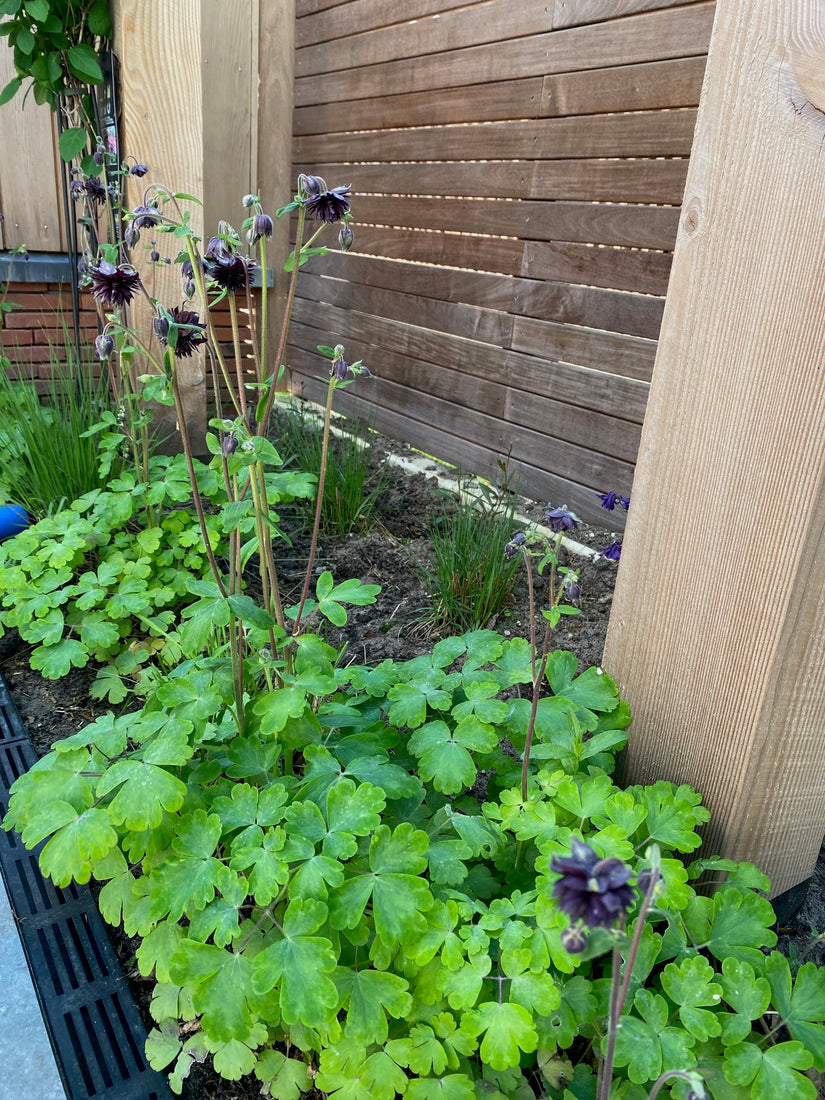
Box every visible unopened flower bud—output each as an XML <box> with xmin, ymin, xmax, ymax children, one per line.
<box><xmin>637</xmin><ymin>867</ymin><xmax>662</xmax><ymax>895</ymax></box>
<box><xmin>563</xmin><ymin>572</ymin><xmax>581</xmax><ymax>607</ymax></box>
<box><xmin>93</xmin><ymin>144</ymin><xmax>106</xmax><ymax>165</ymax></box>
<box><xmin>124</xmin><ymin>224</ymin><xmax>140</xmax><ymax>248</ymax></box>
<box><xmin>504</xmin><ymin>531</ymin><xmax>526</xmax><ymax>559</ymax></box>
<box><xmin>222</xmin><ymin>433</ymin><xmax>239</xmax><ymax>457</ymax></box>
<box><xmin>338</xmin><ymin>224</ymin><xmax>354</xmax><ymax>252</ymax></box>
<box><xmin>183</xmin><ymin>279</ymin><xmax>196</xmax><ymax>299</ymax></box>
<box><xmin>298</xmin><ymin>172</ymin><xmax>325</xmax><ymax>200</ymax></box>
<box><xmin>330</xmin><ymin>353</ymin><xmax>349</xmax><ymax>382</ymax></box>
<box><xmin>247</xmin><ymin>212</ymin><xmax>273</xmax><ymax>244</ymax></box>
<box><xmin>150</xmin><ymin>248</ymin><xmax>160</xmax><ymax>262</ymax></box>
<box><xmin>95</xmin><ymin>332</ymin><xmax>114</xmax><ymax>359</ymax></box>
<box><xmin>560</xmin><ymin>925</ymin><xmax>588</xmax><ymax>954</ymax></box>
<box><xmin>242</xmin><ymin>193</ymin><xmax>257</xmax><ymax>208</ymax></box>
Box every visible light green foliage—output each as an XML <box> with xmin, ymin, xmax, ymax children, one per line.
<box><xmin>5</xmin><ymin>626</ymin><xmax>821</xmax><ymax>1100</ymax></box>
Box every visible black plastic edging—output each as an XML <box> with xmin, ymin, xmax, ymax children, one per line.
<box><xmin>0</xmin><ymin>674</ymin><xmax>172</xmax><ymax>1100</ymax></box>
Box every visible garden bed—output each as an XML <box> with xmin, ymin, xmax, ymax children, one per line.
<box><xmin>1</xmin><ymin>439</ymin><xmax>824</xmax><ymax>1099</ymax></box>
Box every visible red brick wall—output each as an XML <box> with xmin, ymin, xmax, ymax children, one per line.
<box><xmin>0</xmin><ymin>282</ymin><xmax>99</xmax><ymax>392</ymax></box>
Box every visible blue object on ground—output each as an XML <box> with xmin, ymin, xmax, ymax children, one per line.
<box><xmin>0</xmin><ymin>504</ymin><xmax>29</xmax><ymax>542</ymax></box>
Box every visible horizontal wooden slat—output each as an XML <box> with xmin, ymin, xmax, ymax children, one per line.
<box><xmin>301</xmin><ymin>158</ymin><xmax>689</xmax><ymax>205</ymax></box>
<box><xmin>522</xmin><ymin>239</ymin><xmax>673</xmax><ymax>296</ymax></box>
<box><xmin>511</xmin><ymin>316</ymin><xmax>657</xmax><ymax>381</ymax></box>
<box><xmin>291</xmin><ymin>298</ymin><xmax>652</xmax><ymax>412</ymax></box>
<box><xmin>342</xmin><ymin>224</ymin><xmax>525</xmax><ymax>275</ymax></box>
<box><xmin>296</xmin><ymin>0</ymin><xmax>352</xmax><ymax>17</ymax></box>
<box><xmin>294</xmin><ymin>4</ymin><xmax>714</xmax><ymax>103</ymax></box>
<box><xmin>289</xmin><ymin>324</ymin><xmax>641</xmax><ymax>463</ymax></box>
<box><xmin>302</xmin><ymin>251</ymin><xmax>666</xmax><ymax>338</ymax></box>
<box><xmin>356</xmin><ymin>195</ymin><xmax>680</xmax><ymax>250</ymax></box>
<box><xmin>542</xmin><ymin>55</ymin><xmax>705</xmax><ymax>116</ymax></box>
<box><xmin>296</xmin><ymin>0</ymin><xmax>473</xmax><ymax>47</ymax></box>
<box><xmin>552</xmin><ymin>0</ymin><xmax>706</xmax><ymax>30</ymax></box>
<box><xmin>293</xmin><ymin>367</ymin><xmax>630</xmax><ymax>525</ymax></box>
<box><xmin>294</xmin><ymin>108</ymin><xmax>698</xmax><ymax>162</ymax></box>
<box><xmin>293</xmin><ymin>77</ymin><xmax>543</xmax><ymax>135</ymax></box>
<box><xmin>290</xmin><ymin>354</ymin><xmax>635</xmax><ymax>506</ymax></box>
<box><xmin>296</xmin><ymin>1</ymin><xmax>555</xmax><ymax>77</ymax></box>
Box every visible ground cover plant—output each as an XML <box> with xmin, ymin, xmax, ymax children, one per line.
<box><xmin>1</xmin><ymin>155</ymin><xmax>824</xmax><ymax>1100</ymax></box>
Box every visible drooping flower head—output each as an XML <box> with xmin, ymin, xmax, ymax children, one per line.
<box><xmin>90</xmin><ymin>260</ymin><xmax>142</xmax><ymax>306</ymax></box>
<box><xmin>130</xmin><ymin>162</ymin><xmax>149</xmax><ymax>177</ymax></box>
<box><xmin>550</xmin><ymin>839</ymin><xmax>635</xmax><ymax>929</ymax></box>
<box><xmin>546</xmin><ymin>505</ymin><xmax>580</xmax><ymax>533</ymax></box>
<box><xmin>562</xmin><ymin>571</ymin><xmax>581</xmax><ymax>606</ymax></box>
<box><xmin>152</xmin><ymin>306</ymin><xmax>207</xmax><ymax>358</ymax></box>
<box><xmin>94</xmin><ymin>332</ymin><xmax>114</xmax><ymax>360</ymax></box>
<box><xmin>204</xmin><ymin>251</ymin><xmax>255</xmax><ymax>293</ymax></box>
<box><xmin>504</xmin><ymin>531</ymin><xmax>526</xmax><ymax>560</ymax></box>
<box><xmin>599</xmin><ymin>490</ymin><xmax>618</xmax><ymax>511</ymax></box>
<box><xmin>247</xmin><ymin>212</ymin><xmax>273</xmax><ymax>245</ymax></box>
<box><xmin>130</xmin><ymin>204</ymin><xmax>161</xmax><ymax>230</ymax></box>
<box><xmin>84</xmin><ymin>176</ymin><xmax>107</xmax><ymax>207</ymax></box>
<box><xmin>338</xmin><ymin>224</ymin><xmax>354</xmax><ymax>252</ymax></box>
<box><xmin>298</xmin><ymin>173</ymin><xmax>352</xmax><ymax>224</ymax></box>
<box><xmin>602</xmin><ymin>540</ymin><xmax>622</xmax><ymax>561</ymax></box>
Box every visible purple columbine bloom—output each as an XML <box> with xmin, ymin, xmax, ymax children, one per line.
<box><xmin>205</xmin><ymin>252</ymin><xmax>256</xmax><ymax>293</ymax></box>
<box><xmin>330</xmin><ymin>352</ymin><xmax>349</xmax><ymax>382</ymax></box>
<box><xmin>222</xmin><ymin>433</ymin><xmax>239</xmax><ymax>457</ymax></box>
<box><xmin>247</xmin><ymin>212</ymin><xmax>273</xmax><ymax>245</ymax></box>
<box><xmin>90</xmin><ymin>261</ymin><xmax>142</xmax><ymax>306</ymax></box>
<box><xmin>602</xmin><ymin>540</ymin><xmax>622</xmax><ymax>561</ymax></box>
<box><xmin>130</xmin><ymin>163</ymin><xmax>149</xmax><ymax>177</ymax></box>
<box><xmin>546</xmin><ymin>505</ymin><xmax>580</xmax><ymax>533</ymax></box>
<box><xmin>152</xmin><ymin>306</ymin><xmax>207</xmax><ymax>358</ymax></box>
<box><xmin>69</xmin><ymin>179</ymin><xmax>85</xmax><ymax>201</ymax></box>
<box><xmin>620</xmin><ymin>496</ymin><xmax>630</xmax><ymax>510</ymax></box>
<box><xmin>504</xmin><ymin>531</ymin><xmax>526</xmax><ymax>560</ymax></box>
<box><xmin>84</xmin><ymin>177</ymin><xmax>107</xmax><ymax>206</ymax></box>
<box><xmin>563</xmin><ymin>574</ymin><xmax>581</xmax><ymax>606</ymax></box>
<box><xmin>131</xmin><ymin>204</ymin><xmax>161</xmax><ymax>229</ymax></box>
<box><xmin>550</xmin><ymin>839</ymin><xmax>635</xmax><ymax>929</ymax></box>
<box><xmin>599</xmin><ymin>491</ymin><xmax>618</xmax><ymax>511</ymax></box>
<box><xmin>298</xmin><ymin>173</ymin><xmax>352</xmax><ymax>224</ymax></box>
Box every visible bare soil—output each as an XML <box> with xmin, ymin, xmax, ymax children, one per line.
<box><xmin>1</xmin><ymin>437</ymin><xmax>823</xmax><ymax>1099</ymax></box>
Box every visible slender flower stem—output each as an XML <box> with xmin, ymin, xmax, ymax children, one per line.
<box><xmin>646</xmin><ymin>1071</ymin><xmax>704</xmax><ymax>1099</ymax></box>
<box><xmin>228</xmin><ymin>294</ymin><xmax>247</xmax><ymax>418</ymax></box>
<box><xmin>184</xmin><ymin>236</ymin><xmax>242</xmax><ymax>419</ymax></box>
<box><xmin>292</xmin><ymin>379</ymin><xmax>335</xmax><ymax>634</ymax></box>
<box><xmin>257</xmin><ymin>204</ymin><xmax>307</xmax><ymax>437</ymax></box>
<box><xmin>521</xmin><ymin>617</ymin><xmax>553</xmax><ymax>802</ymax></box>
<box><xmin>524</xmin><ymin>549</ymin><xmax>537</xmax><ymax>683</ymax></box>
<box><xmin>257</xmin><ymin>236</ymin><xmax>268</xmax><ymax>387</ymax></box>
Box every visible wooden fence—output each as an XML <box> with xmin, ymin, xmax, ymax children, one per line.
<box><xmin>287</xmin><ymin>0</ymin><xmax>714</xmax><ymax>523</ymax></box>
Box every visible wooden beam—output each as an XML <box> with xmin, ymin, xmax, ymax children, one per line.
<box><xmin>602</xmin><ymin>0</ymin><xmax>825</xmax><ymax>898</ymax></box>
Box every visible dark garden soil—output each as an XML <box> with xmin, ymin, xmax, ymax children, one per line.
<box><xmin>1</xmin><ymin>435</ymin><xmax>823</xmax><ymax>1099</ymax></box>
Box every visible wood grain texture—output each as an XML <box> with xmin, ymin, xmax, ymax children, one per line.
<box><xmin>0</xmin><ymin>42</ymin><xmax>62</xmax><ymax>250</ymax></box>
<box><xmin>294</xmin><ymin>108</ymin><xmax>699</xmax><ymax>162</ymax></box>
<box><xmin>553</xmin><ymin>0</ymin><xmax>707</xmax><ymax>29</ymax></box>
<box><xmin>294</xmin><ymin>4</ymin><xmax>714</xmax><ymax>103</ymax></box>
<box><xmin>522</xmin><ymin>240</ymin><xmax>674</xmax><ymax>296</ymax></box>
<box><xmin>542</xmin><ymin>55</ymin><xmax>706</xmax><ymax>116</ymax></box>
<box><xmin>296</xmin><ymin>0</ymin><xmax>472</xmax><ymax>47</ymax></box>
<box><xmin>603</xmin><ymin>0</ymin><xmax>825</xmax><ymax>896</ymax></box>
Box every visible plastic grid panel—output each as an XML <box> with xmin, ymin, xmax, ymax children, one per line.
<box><xmin>0</xmin><ymin>676</ymin><xmax>172</xmax><ymax>1100</ymax></box>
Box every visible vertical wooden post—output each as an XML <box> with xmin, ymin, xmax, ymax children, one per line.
<box><xmin>257</xmin><ymin>0</ymin><xmax>296</xmax><ymax>390</ymax></box>
<box><xmin>602</xmin><ymin>1</ymin><xmax>825</xmax><ymax>898</ymax></box>
<box><xmin>111</xmin><ymin>0</ymin><xmax>263</xmax><ymax>446</ymax></box>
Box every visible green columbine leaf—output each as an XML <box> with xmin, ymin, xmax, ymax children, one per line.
<box><xmin>764</xmin><ymin>952</ymin><xmax>825</xmax><ymax>1069</ymax></box>
<box><xmin>683</xmin><ymin>889</ymin><xmax>777</xmax><ymax>968</ymax></box>
<box><xmin>37</xmin><ymin>806</ymin><xmax>118</xmax><ymax>887</ymax></box>
<box><xmin>336</xmin><ymin>967</ymin><xmax>412</xmax><ymax>1044</ymax></box>
<box><xmin>553</xmin><ymin>773</ymin><xmax>614</xmax><ymax>823</ymax></box>
<box><xmin>406</xmin><ymin>1076</ymin><xmax>476</xmax><ymax>1100</ymax></box>
<box><xmin>331</xmin><ymin>822</ymin><xmax>433</xmax><ymax>945</ymax></box>
<box><xmin>557</xmin><ymin>665</ymin><xmax>619</xmax><ymax>713</ymax></box>
<box><xmin>460</xmin><ymin>1001</ymin><xmax>538</xmax><ymax>1071</ymax></box>
<box><xmin>145</xmin><ymin>1021</ymin><xmax>182</xmax><ymax>1072</ymax></box>
<box><xmin>660</xmin><ymin>955</ymin><xmax>723</xmax><ymax>1041</ymax></box>
<box><xmin>408</xmin><ymin>720</ymin><xmax>480</xmax><ymax>795</ymax></box>
<box><xmin>169</xmin><ymin>940</ymin><xmax>257</xmax><ymax>1042</ymax></box>
<box><xmin>717</xmin><ymin>957</ymin><xmax>771</xmax><ymax>1045</ymax></box>
<box><xmin>387</xmin><ymin>676</ymin><xmax>451</xmax><ymax>729</ymax></box>
<box><xmin>251</xmin><ymin>898</ymin><xmax>338</xmax><ymax>1028</ymax></box>
<box><xmin>611</xmin><ymin>988</ymin><xmax>697</xmax><ymax>1085</ymax></box>
<box><xmin>96</xmin><ymin>759</ymin><xmax>188</xmax><ymax>830</ymax></box>
<box><xmin>723</xmin><ymin>1040</ymin><xmax>815</xmax><ymax>1100</ymax></box>
<box><xmin>30</xmin><ymin>637</ymin><xmax>89</xmax><ymax>678</ymax></box>
<box><xmin>541</xmin><ymin>974</ymin><xmax>597</xmax><ymax>1049</ymax></box>
<box><xmin>254</xmin><ymin>1051</ymin><xmax>311</xmax><ymax>1100</ymax></box>
<box><xmin>633</xmin><ymin>780</ymin><xmax>710</xmax><ymax>852</ymax></box>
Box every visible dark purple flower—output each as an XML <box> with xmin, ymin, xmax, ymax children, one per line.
<box><xmin>247</xmin><ymin>212</ymin><xmax>273</xmax><ymax>245</ymax></box>
<box><xmin>222</xmin><ymin>433</ymin><xmax>239</xmax><ymax>457</ymax></box>
<box><xmin>130</xmin><ymin>163</ymin><xmax>149</xmax><ymax>177</ymax></box>
<box><xmin>205</xmin><ymin>251</ymin><xmax>255</xmax><ymax>293</ymax></box>
<box><xmin>84</xmin><ymin>177</ymin><xmax>107</xmax><ymax>206</ymax></box>
<box><xmin>620</xmin><ymin>496</ymin><xmax>630</xmax><ymax>510</ymax></box>
<box><xmin>599</xmin><ymin>491</ymin><xmax>618</xmax><ymax>511</ymax></box>
<box><xmin>152</xmin><ymin>306</ymin><xmax>207</xmax><ymax>358</ymax></box>
<box><xmin>562</xmin><ymin>573</ymin><xmax>581</xmax><ymax>606</ymax></box>
<box><xmin>93</xmin><ymin>144</ymin><xmax>106</xmax><ymax>166</ymax></box>
<box><xmin>131</xmin><ymin>204</ymin><xmax>161</xmax><ymax>229</ymax></box>
<box><xmin>95</xmin><ymin>333</ymin><xmax>114</xmax><ymax>360</ymax></box>
<box><xmin>299</xmin><ymin>173</ymin><xmax>352</xmax><ymax>224</ymax></box>
<box><xmin>546</xmin><ymin>505</ymin><xmax>580</xmax><ymax>533</ymax></box>
<box><xmin>90</xmin><ymin>261</ymin><xmax>142</xmax><ymax>306</ymax></box>
<box><xmin>150</xmin><ymin>248</ymin><xmax>161</xmax><ymax>262</ymax></box>
<box><xmin>330</xmin><ymin>352</ymin><xmax>349</xmax><ymax>382</ymax></box>
<box><xmin>69</xmin><ymin>179</ymin><xmax>85</xmax><ymax>201</ymax></box>
<box><xmin>550</xmin><ymin>839</ymin><xmax>635</xmax><ymax>929</ymax></box>
<box><xmin>504</xmin><ymin>531</ymin><xmax>526</xmax><ymax>560</ymax></box>
<box><xmin>560</xmin><ymin>925</ymin><xmax>588</xmax><ymax>954</ymax></box>
<box><xmin>602</xmin><ymin>540</ymin><xmax>622</xmax><ymax>561</ymax></box>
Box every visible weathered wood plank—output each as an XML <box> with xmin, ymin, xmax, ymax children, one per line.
<box><xmin>542</xmin><ymin>55</ymin><xmax>706</xmax><ymax>116</ymax></box>
<box><xmin>553</xmin><ymin>0</ymin><xmax>708</xmax><ymax>30</ymax></box>
<box><xmin>603</xmin><ymin>0</ymin><xmax>825</xmax><ymax>897</ymax></box>
<box><xmin>303</xmin><ymin>250</ymin><xmax>666</xmax><ymax>338</ymax></box>
<box><xmin>296</xmin><ymin>0</ymin><xmax>554</xmax><ymax>77</ymax></box>
<box><xmin>293</xmin><ymin>78</ymin><xmax>543</xmax><ymax>135</ymax></box>
<box><xmin>522</xmin><ymin>239</ymin><xmax>673</xmax><ymax>296</ymax></box>
<box><xmin>338</xmin><ymin>223</ymin><xmax>525</xmax><ymax>275</ymax></box>
<box><xmin>357</xmin><ymin>195</ymin><xmax>681</xmax><ymax>251</ymax></box>
<box><xmin>294</xmin><ymin>4</ymin><xmax>715</xmax><ymax>103</ymax></box>
<box><xmin>296</xmin><ymin>0</ymin><xmax>472</xmax><ymax>47</ymax></box>
<box><xmin>294</xmin><ymin>108</ymin><xmax>698</xmax><ymax>162</ymax></box>
<box><xmin>512</xmin><ymin>316</ymin><xmax>658</xmax><ymax>381</ymax></box>
<box><xmin>300</xmin><ymin>158</ymin><xmax>688</xmax><ymax>205</ymax></box>
<box><xmin>290</xmin><ymin>299</ymin><xmax>651</xmax><ymax>419</ymax></box>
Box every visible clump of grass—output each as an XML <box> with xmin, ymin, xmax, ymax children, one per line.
<box><xmin>422</xmin><ymin>473</ymin><xmax>522</xmax><ymax>633</ymax></box>
<box><xmin>0</xmin><ymin>339</ymin><xmax>120</xmax><ymax>518</ymax></box>
<box><xmin>273</xmin><ymin>402</ymin><xmax>389</xmax><ymax>535</ymax></box>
